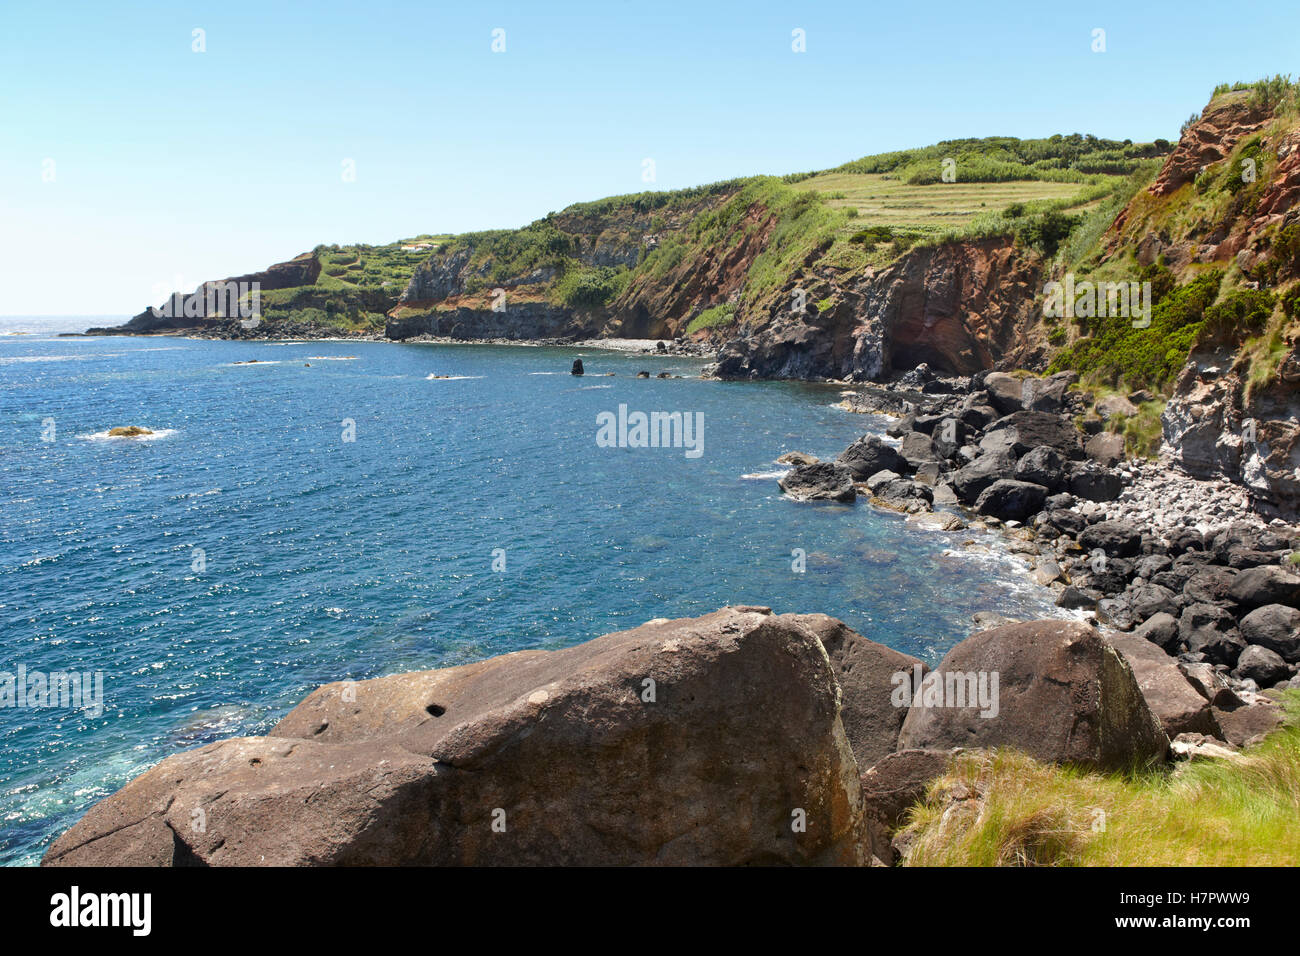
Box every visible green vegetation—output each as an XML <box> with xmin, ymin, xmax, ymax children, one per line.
<box><xmin>832</xmin><ymin>134</ymin><xmax>1167</xmax><ymax>184</ymax></box>
<box><xmin>685</xmin><ymin>303</ymin><xmax>737</xmax><ymax>335</ymax></box>
<box><xmin>899</xmin><ymin>692</ymin><xmax>1300</xmax><ymax>866</ymax></box>
<box><xmin>1211</xmin><ymin>74</ymin><xmax>1300</xmax><ymax>113</ymax></box>
<box><xmin>1048</xmin><ymin>268</ymin><xmax>1223</xmax><ymax>390</ymax></box>
<box><xmin>550</xmin><ymin>265</ymin><xmax>632</xmax><ymax>308</ymax></box>
<box><xmin>1108</xmin><ymin>399</ymin><xmax>1166</xmax><ymax>458</ymax></box>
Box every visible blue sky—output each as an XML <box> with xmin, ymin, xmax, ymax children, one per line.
<box><xmin>2</xmin><ymin>0</ymin><xmax>1296</xmax><ymax>314</ymax></box>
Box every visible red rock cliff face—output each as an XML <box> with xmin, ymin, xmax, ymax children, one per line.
<box><xmin>1146</xmin><ymin>99</ymin><xmax>1270</xmax><ymax>198</ymax></box>
<box><xmin>710</xmin><ymin>237</ymin><xmax>1046</xmax><ymax>381</ymax></box>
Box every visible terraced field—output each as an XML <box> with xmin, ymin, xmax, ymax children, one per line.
<box><xmin>798</xmin><ymin>171</ymin><xmax>1100</xmax><ymax>234</ymax></box>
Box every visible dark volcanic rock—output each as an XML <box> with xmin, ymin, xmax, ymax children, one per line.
<box><xmin>1057</xmin><ymin>585</ymin><xmax>1102</xmax><ymax>611</ymax></box>
<box><xmin>872</xmin><ymin>478</ymin><xmax>934</xmax><ymax>513</ymax></box>
<box><xmin>1239</xmin><ymin>604</ymin><xmax>1300</xmax><ymax>662</ymax></box>
<box><xmin>1079</xmin><ymin>520</ymin><xmax>1142</xmax><ymax>558</ymax></box>
<box><xmin>1013</xmin><ymin>446</ymin><xmax>1067</xmax><ymax>491</ymax></box>
<box><xmin>571</xmin><ymin>358</ymin><xmax>584</xmax><ymax>375</ymax></box>
<box><xmin>779</xmin><ymin>462</ymin><xmax>857</xmax><ymax>502</ymax></box>
<box><xmin>1133</xmin><ymin>611</ymin><xmax>1181</xmax><ymax>652</ymax></box>
<box><xmin>838</xmin><ymin>435</ymin><xmax>906</xmax><ymax>479</ymax></box>
<box><xmin>949</xmin><ymin>450</ymin><xmax>1017</xmax><ymax>504</ymax></box>
<box><xmin>1233</xmin><ymin>645</ymin><xmax>1290</xmax><ymax>686</ymax></box>
<box><xmin>1068</xmin><ymin>462</ymin><xmax>1123</xmax><ymax>502</ymax></box>
<box><xmin>1126</xmin><ymin>583</ymin><xmax>1181</xmax><ymax>621</ymax></box>
<box><xmin>974</xmin><ymin>479</ymin><xmax>1048</xmax><ymax>521</ymax></box>
<box><xmin>1183</xmin><ymin>567</ymin><xmax>1240</xmax><ymax>608</ymax></box>
<box><xmin>1084</xmin><ymin>432</ymin><xmax>1126</xmax><ymax>467</ymax></box>
<box><xmin>896</xmin><ymin>620</ymin><xmax>1168</xmax><ymax>771</ymax></box>
<box><xmin>898</xmin><ymin>431</ymin><xmax>939</xmax><ymax>468</ymax></box>
<box><xmin>1179</xmin><ymin>603</ymin><xmax>1245</xmax><ymax>665</ymax></box>
<box><xmin>982</xmin><ymin>410</ymin><xmax>1084</xmax><ymax>459</ymax></box>
<box><xmin>1229</xmin><ymin>566</ymin><xmax>1300</xmax><ymax>611</ymax></box>
<box><xmin>43</xmin><ymin>608</ymin><xmax>868</xmax><ymax>867</ymax></box>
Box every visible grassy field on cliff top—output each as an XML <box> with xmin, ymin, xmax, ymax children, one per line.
<box><xmin>899</xmin><ymin>690</ymin><xmax>1300</xmax><ymax>867</ymax></box>
<box><xmin>263</xmin><ymin>133</ymin><xmax>1170</xmax><ymax>331</ymax></box>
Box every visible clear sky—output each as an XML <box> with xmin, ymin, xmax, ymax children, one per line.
<box><xmin>2</xmin><ymin>0</ymin><xmax>1296</xmax><ymax>315</ymax></box>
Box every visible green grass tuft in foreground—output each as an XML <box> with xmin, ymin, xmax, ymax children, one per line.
<box><xmin>898</xmin><ymin>691</ymin><xmax>1300</xmax><ymax>866</ymax></box>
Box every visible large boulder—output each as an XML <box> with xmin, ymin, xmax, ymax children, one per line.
<box><xmin>1212</xmin><ymin>698</ymin><xmax>1286</xmax><ymax>748</ymax></box>
<box><xmin>1105</xmin><ymin>633</ymin><xmax>1221</xmax><ymax>739</ymax></box>
<box><xmin>896</xmin><ymin>620</ymin><xmax>1169</xmax><ymax>770</ymax></box>
<box><xmin>982</xmin><ymin>410</ymin><xmax>1084</xmax><ymax>459</ymax></box>
<box><xmin>973</xmin><ymin>479</ymin><xmax>1048</xmax><ymax>521</ymax></box>
<box><xmin>1233</xmin><ymin>645</ymin><xmax>1290</xmax><ymax>687</ymax></box>
<box><xmin>949</xmin><ymin>450</ymin><xmax>1017</xmax><ymax>504</ymax></box>
<box><xmin>1133</xmin><ymin>610</ymin><xmax>1180</xmax><ymax>652</ymax></box>
<box><xmin>898</xmin><ymin>431</ymin><xmax>939</xmax><ymax>468</ymax></box>
<box><xmin>1239</xmin><ymin>604</ymin><xmax>1300</xmax><ymax>662</ymax></box>
<box><xmin>43</xmin><ymin>608</ymin><xmax>868</xmax><ymax>867</ymax></box>
<box><xmin>789</xmin><ymin>614</ymin><xmax>927</xmax><ymax>771</ymax></box>
<box><xmin>1068</xmin><ymin>461</ymin><xmax>1123</xmax><ymax>501</ymax></box>
<box><xmin>1183</xmin><ymin>566</ymin><xmax>1240</xmax><ymax>608</ymax></box>
<box><xmin>1078</xmin><ymin>520</ymin><xmax>1142</xmax><ymax>558</ymax></box>
<box><xmin>838</xmin><ymin>435</ymin><xmax>905</xmax><ymax>479</ymax></box>
<box><xmin>1085</xmin><ymin>432</ymin><xmax>1126</xmax><ymax>467</ymax></box>
<box><xmin>860</xmin><ymin>749</ymin><xmax>954</xmax><ymax>865</ymax></box>
<box><xmin>871</xmin><ymin>477</ymin><xmax>934</xmax><ymax>514</ymax></box>
<box><xmin>1229</xmin><ymin>566</ymin><xmax>1300</xmax><ymax>611</ymax></box>
<box><xmin>1014</xmin><ymin>446</ymin><xmax>1067</xmax><ymax>491</ymax></box>
<box><xmin>779</xmin><ymin>461</ymin><xmax>857</xmax><ymax>502</ymax></box>
<box><xmin>1179</xmin><ymin>603</ymin><xmax>1245</xmax><ymax>665</ymax></box>
<box><xmin>983</xmin><ymin>372</ymin><xmax>1029</xmax><ymax>415</ymax></box>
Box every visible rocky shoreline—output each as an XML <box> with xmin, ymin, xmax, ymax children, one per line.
<box><xmin>778</xmin><ymin>366</ymin><xmax>1300</xmax><ymax>714</ymax></box>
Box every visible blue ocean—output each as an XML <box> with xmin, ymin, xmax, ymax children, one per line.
<box><xmin>0</xmin><ymin>320</ymin><xmax>1062</xmax><ymax>865</ymax></box>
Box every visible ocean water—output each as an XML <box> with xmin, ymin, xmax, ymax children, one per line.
<box><xmin>0</xmin><ymin>324</ymin><xmax>1064</xmax><ymax>865</ymax></box>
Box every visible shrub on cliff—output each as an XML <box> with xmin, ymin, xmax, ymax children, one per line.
<box><xmin>1049</xmin><ymin>269</ymin><xmax>1223</xmax><ymax>390</ymax></box>
<box><xmin>551</xmin><ymin>264</ymin><xmax>630</xmax><ymax>308</ymax></box>
<box><xmin>1200</xmin><ymin>287</ymin><xmax>1275</xmax><ymax>342</ymax></box>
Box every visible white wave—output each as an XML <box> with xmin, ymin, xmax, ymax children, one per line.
<box><xmin>740</xmin><ymin>469</ymin><xmax>790</xmax><ymax>480</ymax></box>
<box><xmin>0</xmin><ymin>353</ymin><xmax>122</xmax><ymax>364</ymax></box>
<box><xmin>224</xmin><ymin>360</ymin><xmax>281</xmax><ymax>366</ymax></box>
<box><xmin>425</xmin><ymin>374</ymin><xmax>484</xmax><ymax>380</ymax></box>
<box><xmin>304</xmin><ymin>356</ymin><xmax>358</xmax><ymax>361</ymax></box>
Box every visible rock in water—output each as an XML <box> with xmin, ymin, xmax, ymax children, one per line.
<box><xmin>897</xmin><ymin>620</ymin><xmax>1169</xmax><ymax>771</ymax></box>
<box><xmin>42</xmin><ymin>608</ymin><xmax>867</xmax><ymax>867</ymax></box>
<box><xmin>107</xmin><ymin>426</ymin><xmax>153</xmax><ymax>437</ymax></box>
<box><xmin>778</xmin><ymin>461</ymin><xmax>857</xmax><ymax>502</ymax></box>
<box><xmin>570</xmin><ymin>358</ymin><xmax>584</xmax><ymax>375</ymax></box>
<box><xmin>837</xmin><ymin>434</ymin><xmax>906</xmax><ymax>479</ymax></box>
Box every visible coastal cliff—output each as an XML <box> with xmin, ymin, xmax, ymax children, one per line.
<box><xmin>88</xmin><ymin>81</ymin><xmax>1300</xmax><ymax>512</ymax></box>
